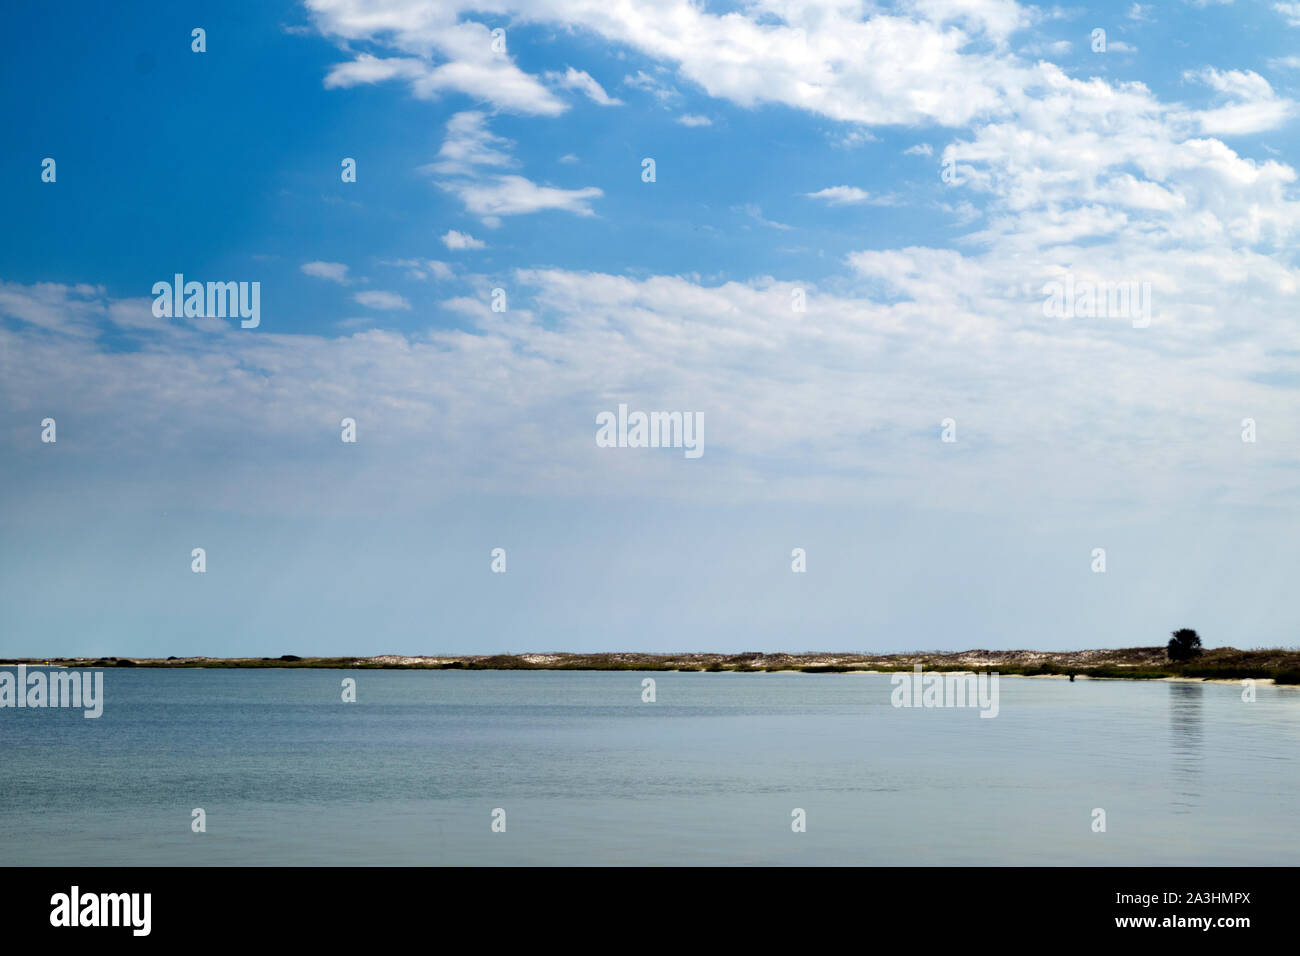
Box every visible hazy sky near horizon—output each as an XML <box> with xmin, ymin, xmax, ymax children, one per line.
<box><xmin>2</xmin><ymin>0</ymin><xmax>1299</xmax><ymax>656</ymax></box>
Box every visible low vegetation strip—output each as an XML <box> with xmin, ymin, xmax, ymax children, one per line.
<box><xmin>5</xmin><ymin>647</ymin><xmax>1298</xmax><ymax>682</ymax></box>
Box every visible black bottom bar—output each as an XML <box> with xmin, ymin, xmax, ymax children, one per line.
<box><xmin>13</xmin><ymin>866</ymin><xmax>1281</xmax><ymax>942</ymax></box>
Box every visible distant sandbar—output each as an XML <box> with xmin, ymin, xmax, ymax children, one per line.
<box><xmin>7</xmin><ymin>647</ymin><xmax>1298</xmax><ymax>683</ymax></box>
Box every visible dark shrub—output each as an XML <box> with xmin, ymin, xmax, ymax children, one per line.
<box><xmin>1167</xmin><ymin>628</ymin><xmax>1203</xmax><ymax>662</ymax></box>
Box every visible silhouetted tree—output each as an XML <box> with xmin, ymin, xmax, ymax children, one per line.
<box><xmin>1167</xmin><ymin>628</ymin><xmax>1203</xmax><ymax>662</ymax></box>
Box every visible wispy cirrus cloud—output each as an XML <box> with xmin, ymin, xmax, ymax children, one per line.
<box><xmin>422</xmin><ymin>111</ymin><xmax>602</xmax><ymax>225</ymax></box>
<box><xmin>545</xmin><ymin>67</ymin><xmax>623</xmax><ymax>106</ymax></box>
<box><xmin>353</xmin><ymin>290</ymin><xmax>411</xmax><ymax>310</ymax></box>
<box><xmin>383</xmin><ymin>259</ymin><xmax>454</xmax><ymax>281</ymax></box>
<box><xmin>301</xmin><ymin>261</ymin><xmax>352</xmax><ymax>283</ymax></box>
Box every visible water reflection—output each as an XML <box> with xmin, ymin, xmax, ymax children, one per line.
<box><xmin>1168</xmin><ymin>681</ymin><xmax>1203</xmax><ymax>813</ymax></box>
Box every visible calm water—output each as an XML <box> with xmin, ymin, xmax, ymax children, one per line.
<box><xmin>1</xmin><ymin>669</ymin><xmax>1296</xmax><ymax>865</ymax></box>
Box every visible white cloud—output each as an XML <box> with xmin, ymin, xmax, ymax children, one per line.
<box><xmin>322</xmin><ymin>54</ymin><xmax>425</xmax><ymax>89</ymax></box>
<box><xmin>306</xmin><ymin>1</ymin><xmax>1030</xmax><ymax>128</ymax></box>
<box><xmin>422</xmin><ymin>111</ymin><xmax>514</xmax><ymax>178</ymax></box>
<box><xmin>353</xmin><ymin>290</ymin><xmax>411</xmax><ymax>310</ymax></box>
<box><xmin>545</xmin><ymin>67</ymin><xmax>623</xmax><ymax>105</ymax></box>
<box><xmin>623</xmin><ymin>70</ymin><xmax>678</xmax><ymax>103</ymax></box>
<box><xmin>441</xmin><ymin>230</ymin><xmax>485</xmax><ymax>251</ymax></box>
<box><xmin>423</xmin><ymin>112</ymin><xmax>603</xmax><ymax>223</ymax></box>
<box><xmin>1095</xmin><ymin>174</ymin><xmax>1186</xmax><ymax>213</ymax></box>
<box><xmin>1020</xmin><ymin>39</ymin><xmax>1072</xmax><ymax>56</ymax></box>
<box><xmin>905</xmin><ymin>143</ymin><xmax>934</xmax><ymax>156</ymax></box>
<box><xmin>833</xmin><ymin>129</ymin><xmax>879</xmax><ymax>149</ymax></box>
<box><xmin>933</xmin><ymin>61</ymin><xmax>1300</xmax><ymax>252</ymax></box>
<box><xmin>805</xmin><ymin>186</ymin><xmax>895</xmax><ymax>206</ymax></box>
<box><xmin>6</xmin><ymin>258</ymin><xmax>1299</xmax><ymax>518</ymax></box>
<box><xmin>734</xmin><ymin>204</ymin><xmax>792</xmax><ymax>230</ymax></box>
<box><xmin>0</xmin><ymin>281</ymin><xmax>106</xmax><ymax>337</ymax></box>
<box><xmin>1185</xmin><ymin>67</ymin><xmax>1295</xmax><ymax>135</ymax></box>
<box><xmin>1275</xmin><ymin>2</ymin><xmax>1300</xmax><ymax>25</ymax></box>
<box><xmin>315</xmin><ymin>28</ymin><xmax>565</xmax><ymax>116</ymax></box>
<box><xmin>301</xmin><ymin>261</ymin><xmax>351</xmax><ymax>283</ymax></box>
<box><xmin>904</xmin><ymin>0</ymin><xmax>1033</xmax><ymax>41</ymax></box>
<box><xmin>447</xmin><ymin>177</ymin><xmax>602</xmax><ymax>220</ymax></box>
<box><xmin>384</xmin><ymin>259</ymin><xmax>454</xmax><ymax>281</ymax></box>
<box><xmin>298</xmin><ymin>2</ymin><xmax>1300</xmax><ymax>335</ymax></box>
<box><xmin>677</xmin><ymin>114</ymin><xmax>712</xmax><ymax>127</ymax></box>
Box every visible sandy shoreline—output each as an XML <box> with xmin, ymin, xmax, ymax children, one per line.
<box><xmin>753</xmin><ymin>668</ymin><xmax>1280</xmax><ymax>684</ymax></box>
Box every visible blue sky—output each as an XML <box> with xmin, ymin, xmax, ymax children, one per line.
<box><xmin>2</xmin><ymin>0</ymin><xmax>1299</xmax><ymax>656</ymax></box>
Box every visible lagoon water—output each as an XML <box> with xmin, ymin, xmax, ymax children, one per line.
<box><xmin>2</xmin><ymin>669</ymin><xmax>1296</xmax><ymax>865</ymax></box>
